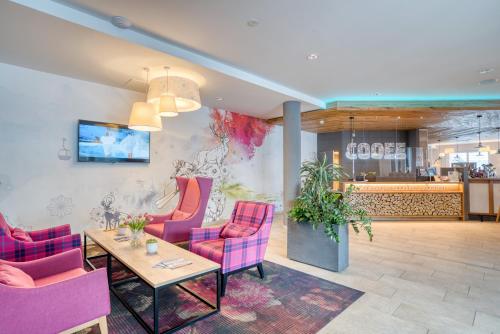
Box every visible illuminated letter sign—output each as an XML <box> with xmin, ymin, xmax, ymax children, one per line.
<box><xmin>345</xmin><ymin>142</ymin><xmax>407</xmax><ymax>160</ymax></box>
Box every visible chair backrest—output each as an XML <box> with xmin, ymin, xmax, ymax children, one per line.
<box><xmin>0</xmin><ymin>213</ymin><xmax>11</xmax><ymax>237</ymax></box>
<box><xmin>173</xmin><ymin>177</ymin><xmax>212</xmax><ymax>219</ymax></box>
<box><xmin>229</xmin><ymin>201</ymin><xmax>273</xmax><ymax>230</ymax></box>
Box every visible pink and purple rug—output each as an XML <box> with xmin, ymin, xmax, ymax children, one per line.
<box><xmin>86</xmin><ymin>259</ymin><xmax>363</xmax><ymax>334</ymax></box>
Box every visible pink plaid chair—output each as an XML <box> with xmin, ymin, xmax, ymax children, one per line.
<box><xmin>0</xmin><ymin>212</ymin><xmax>81</xmax><ymax>262</ymax></box>
<box><xmin>0</xmin><ymin>248</ymin><xmax>110</xmax><ymax>334</ymax></box>
<box><xmin>145</xmin><ymin>176</ymin><xmax>212</xmax><ymax>243</ymax></box>
<box><xmin>189</xmin><ymin>201</ymin><xmax>274</xmax><ymax>296</ymax></box>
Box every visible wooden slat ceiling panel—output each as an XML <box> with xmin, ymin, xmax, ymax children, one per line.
<box><xmin>267</xmin><ymin>102</ymin><xmax>500</xmax><ymax>143</ymax></box>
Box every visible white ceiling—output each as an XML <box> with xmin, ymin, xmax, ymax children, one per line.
<box><xmin>1</xmin><ymin>0</ymin><xmax>500</xmax><ymax>119</ymax></box>
<box><xmin>65</xmin><ymin>0</ymin><xmax>500</xmax><ymax>101</ymax></box>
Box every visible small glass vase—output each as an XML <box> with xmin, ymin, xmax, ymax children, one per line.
<box><xmin>130</xmin><ymin>230</ymin><xmax>143</xmax><ymax>248</ymax></box>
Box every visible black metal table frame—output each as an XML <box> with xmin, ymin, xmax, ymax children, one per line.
<box><xmin>84</xmin><ymin>233</ymin><xmax>221</xmax><ymax>334</ymax></box>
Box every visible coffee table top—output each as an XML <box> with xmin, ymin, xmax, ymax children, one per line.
<box><xmin>85</xmin><ymin>229</ymin><xmax>220</xmax><ymax>288</ymax></box>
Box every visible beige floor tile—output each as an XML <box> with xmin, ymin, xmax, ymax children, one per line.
<box><xmin>473</xmin><ymin>311</ymin><xmax>500</xmax><ymax>334</ymax></box>
<box><xmin>265</xmin><ymin>220</ymin><xmax>500</xmax><ymax>334</ymax></box>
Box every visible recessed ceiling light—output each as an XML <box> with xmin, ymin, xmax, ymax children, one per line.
<box><xmin>479</xmin><ymin>78</ymin><xmax>499</xmax><ymax>85</ymax></box>
<box><xmin>479</xmin><ymin>68</ymin><xmax>495</xmax><ymax>74</ymax></box>
<box><xmin>307</xmin><ymin>53</ymin><xmax>319</xmax><ymax>61</ymax></box>
<box><xmin>247</xmin><ymin>19</ymin><xmax>259</xmax><ymax>27</ymax></box>
<box><xmin>111</xmin><ymin>16</ymin><xmax>132</xmax><ymax>29</ymax></box>
<box><xmin>319</xmin><ymin>119</ymin><xmax>325</xmax><ymax>125</ymax></box>
<box><xmin>215</xmin><ymin>97</ymin><xmax>223</xmax><ymax>101</ymax></box>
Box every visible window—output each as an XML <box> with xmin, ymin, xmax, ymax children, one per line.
<box><xmin>468</xmin><ymin>152</ymin><xmax>489</xmax><ymax>167</ymax></box>
<box><xmin>447</xmin><ymin>152</ymin><xmax>489</xmax><ymax>167</ymax></box>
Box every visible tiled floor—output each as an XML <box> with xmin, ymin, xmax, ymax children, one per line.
<box><xmin>265</xmin><ymin>218</ymin><xmax>500</xmax><ymax>334</ymax></box>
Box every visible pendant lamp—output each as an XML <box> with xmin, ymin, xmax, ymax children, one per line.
<box><xmin>128</xmin><ymin>102</ymin><xmax>162</xmax><ymax>132</ymax></box>
<box><xmin>157</xmin><ymin>67</ymin><xmax>178</xmax><ymax>117</ymax></box>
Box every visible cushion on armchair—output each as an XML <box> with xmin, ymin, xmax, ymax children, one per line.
<box><xmin>172</xmin><ymin>210</ymin><xmax>192</xmax><ymax>220</ymax></box>
<box><xmin>178</xmin><ymin>178</ymin><xmax>201</xmax><ymax>213</ymax></box>
<box><xmin>220</xmin><ymin>223</ymin><xmax>258</xmax><ymax>238</ymax></box>
<box><xmin>11</xmin><ymin>228</ymin><xmax>33</xmax><ymax>242</ymax></box>
<box><xmin>0</xmin><ymin>264</ymin><xmax>35</xmax><ymax>288</ymax></box>
<box><xmin>233</xmin><ymin>202</ymin><xmax>267</xmax><ymax>229</ymax></box>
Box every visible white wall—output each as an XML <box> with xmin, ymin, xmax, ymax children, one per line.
<box><xmin>0</xmin><ymin>63</ymin><xmax>316</xmax><ymax>232</ymax></box>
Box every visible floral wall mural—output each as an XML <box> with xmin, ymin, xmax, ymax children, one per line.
<box><xmin>156</xmin><ymin>109</ymin><xmax>274</xmax><ymax>223</ymax></box>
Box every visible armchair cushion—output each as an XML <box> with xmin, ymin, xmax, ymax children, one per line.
<box><xmin>190</xmin><ymin>239</ymin><xmax>224</xmax><ymax>263</ymax></box>
<box><xmin>220</xmin><ymin>223</ymin><xmax>258</xmax><ymax>238</ymax></box>
<box><xmin>233</xmin><ymin>201</ymin><xmax>267</xmax><ymax>229</ymax></box>
<box><xmin>34</xmin><ymin>268</ymin><xmax>87</xmax><ymax>287</ymax></box>
<box><xmin>144</xmin><ymin>223</ymin><xmax>164</xmax><ymax>239</ymax></box>
<box><xmin>11</xmin><ymin>228</ymin><xmax>33</xmax><ymax>242</ymax></box>
<box><xmin>179</xmin><ymin>178</ymin><xmax>201</xmax><ymax>213</ymax></box>
<box><xmin>172</xmin><ymin>209</ymin><xmax>192</xmax><ymax>220</ymax></box>
<box><xmin>0</xmin><ymin>264</ymin><xmax>35</xmax><ymax>288</ymax></box>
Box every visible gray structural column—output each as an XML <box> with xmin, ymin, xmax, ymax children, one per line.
<box><xmin>283</xmin><ymin>100</ymin><xmax>301</xmax><ymax>224</ymax></box>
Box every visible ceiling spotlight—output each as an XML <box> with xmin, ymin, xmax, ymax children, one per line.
<box><xmin>307</xmin><ymin>53</ymin><xmax>319</xmax><ymax>61</ymax></box>
<box><xmin>319</xmin><ymin>119</ymin><xmax>325</xmax><ymax>125</ymax></box>
<box><xmin>111</xmin><ymin>16</ymin><xmax>132</xmax><ymax>29</ymax></box>
<box><xmin>479</xmin><ymin>78</ymin><xmax>499</xmax><ymax>85</ymax></box>
<box><xmin>215</xmin><ymin>97</ymin><xmax>223</xmax><ymax>101</ymax></box>
<box><xmin>479</xmin><ymin>68</ymin><xmax>495</xmax><ymax>74</ymax></box>
<box><xmin>247</xmin><ymin>19</ymin><xmax>259</xmax><ymax>27</ymax></box>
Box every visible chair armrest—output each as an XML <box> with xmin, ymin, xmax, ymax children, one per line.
<box><xmin>2</xmin><ymin>248</ymin><xmax>83</xmax><ymax>280</ymax></box>
<box><xmin>189</xmin><ymin>225</ymin><xmax>225</xmax><ymax>249</ymax></box>
<box><xmin>148</xmin><ymin>213</ymin><xmax>173</xmax><ymax>224</ymax></box>
<box><xmin>29</xmin><ymin>224</ymin><xmax>72</xmax><ymax>241</ymax></box>
<box><xmin>0</xmin><ymin>268</ymin><xmax>110</xmax><ymax>334</ymax></box>
<box><xmin>161</xmin><ymin>218</ymin><xmax>205</xmax><ymax>243</ymax></box>
<box><xmin>0</xmin><ymin>233</ymin><xmax>81</xmax><ymax>262</ymax></box>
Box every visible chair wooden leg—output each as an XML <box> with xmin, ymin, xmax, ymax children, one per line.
<box><xmin>257</xmin><ymin>263</ymin><xmax>265</xmax><ymax>279</ymax></box>
<box><xmin>496</xmin><ymin>206</ymin><xmax>500</xmax><ymax>223</ymax></box>
<box><xmin>98</xmin><ymin>316</ymin><xmax>108</xmax><ymax>334</ymax></box>
<box><xmin>221</xmin><ymin>273</ymin><xmax>228</xmax><ymax>297</ymax></box>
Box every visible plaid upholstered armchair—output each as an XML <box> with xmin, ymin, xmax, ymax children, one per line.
<box><xmin>0</xmin><ymin>213</ymin><xmax>81</xmax><ymax>262</ymax></box>
<box><xmin>189</xmin><ymin>201</ymin><xmax>274</xmax><ymax>296</ymax></box>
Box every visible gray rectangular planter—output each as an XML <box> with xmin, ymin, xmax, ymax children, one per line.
<box><xmin>287</xmin><ymin>221</ymin><xmax>349</xmax><ymax>272</ymax></box>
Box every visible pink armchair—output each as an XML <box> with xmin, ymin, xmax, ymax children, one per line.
<box><xmin>0</xmin><ymin>248</ymin><xmax>110</xmax><ymax>334</ymax></box>
<box><xmin>189</xmin><ymin>201</ymin><xmax>274</xmax><ymax>296</ymax></box>
<box><xmin>145</xmin><ymin>176</ymin><xmax>213</xmax><ymax>243</ymax></box>
<box><xmin>0</xmin><ymin>213</ymin><xmax>81</xmax><ymax>262</ymax></box>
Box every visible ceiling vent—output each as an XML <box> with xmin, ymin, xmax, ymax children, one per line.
<box><xmin>111</xmin><ymin>16</ymin><xmax>132</xmax><ymax>29</ymax></box>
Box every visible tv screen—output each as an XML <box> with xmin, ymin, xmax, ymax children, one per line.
<box><xmin>78</xmin><ymin>120</ymin><xmax>150</xmax><ymax>163</ymax></box>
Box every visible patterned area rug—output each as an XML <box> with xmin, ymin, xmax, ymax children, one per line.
<box><xmin>84</xmin><ymin>258</ymin><xmax>363</xmax><ymax>334</ymax></box>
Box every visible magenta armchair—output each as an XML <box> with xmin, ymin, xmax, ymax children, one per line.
<box><xmin>0</xmin><ymin>248</ymin><xmax>110</xmax><ymax>334</ymax></box>
<box><xmin>145</xmin><ymin>176</ymin><xmax>213</xmax><ymax>243</ymax></box>
<box><xmin>0</xmin><ymin>213</ymin><xmax>81</xmax><ymax>262</ymax></box>
<box><xmin>189</xmin><ymin>201</ymin><xmax>274</xmax><ymax>296</ymax></box>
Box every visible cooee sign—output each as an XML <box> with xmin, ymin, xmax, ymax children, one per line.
<box><xmin>346</xmin><ymin>142</ymin><xmax>406</xmax><ymax>160</ymax></box>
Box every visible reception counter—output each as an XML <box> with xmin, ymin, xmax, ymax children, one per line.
<box><xmin>468</xmin><ymin>178</ymin><xmax>500</xmax><ymax>217</ymax></box>
<box><xmin>343</xmin><ymin>182</ymin><xmax>464</xmax><ymax>219</ymax></box>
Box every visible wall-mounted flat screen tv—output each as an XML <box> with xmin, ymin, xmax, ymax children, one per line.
<box><xmin>78</xmin><ymin>120</ymin><xmax>150</xmax><ymax>163</ymax></box>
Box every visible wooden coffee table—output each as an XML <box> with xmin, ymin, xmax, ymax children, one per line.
<box><xmin>84</xmin><ymin>229</ymin><xmax>221</xmax><ymax>334</ymax></box>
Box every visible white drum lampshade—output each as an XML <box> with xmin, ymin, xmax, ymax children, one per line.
<box><xmin>157</xmin><ymin>94</ymin><xmax>179</xmax><ymax>117</ymax></box>
<box><xmin>147</xmin><ymin>76</ymin><xmax>201</xmax><ymax>112</ymax></box>
<box><xmin>128</xmin><ymin>102</ymin><xmax>162</xmax><ymax>132</ymax></box>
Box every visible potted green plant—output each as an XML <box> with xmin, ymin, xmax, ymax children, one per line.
<box><xmin>123</xmin><ymin>213</ymin><xmax>151</xmax><ymax>247</ymax></box>
<box><xmin>287</xmin><ymin>157</ymin><xmax>373</xmax><ymax>272</ymax></box>
<box><xmin>146</xmin><ymin>238</ymin><xmax>158</xmax><ymax>254</ymax></box>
